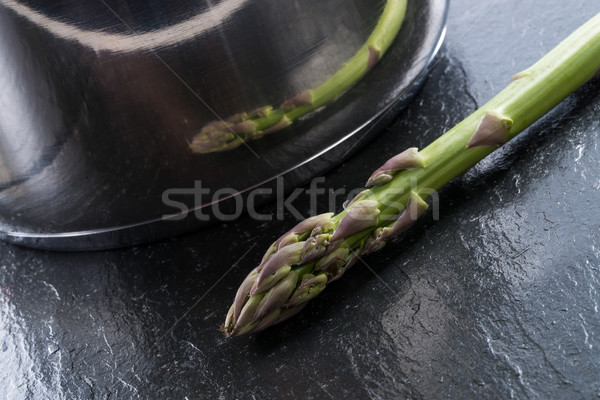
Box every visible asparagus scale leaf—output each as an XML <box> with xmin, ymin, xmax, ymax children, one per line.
<box><xmin>190</xmin><ymin>0</ymin><xmax>407</xmax><ymax>153</ymax></box>
<box><xmin>223</xmin><ymin>13</ymin><xmax>600</xmax><ymax>337</ymax></box>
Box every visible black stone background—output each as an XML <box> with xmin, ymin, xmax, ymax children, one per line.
<box><xmin>2</xmin><ymin>0</ymin><xmax>600</xmax><ymax>398</ymax></box>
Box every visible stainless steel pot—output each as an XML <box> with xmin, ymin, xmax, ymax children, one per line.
<box><xmin>0</xmin><ymin>0</ymin><xmax>448</xmax><ymax>250</ymax></box>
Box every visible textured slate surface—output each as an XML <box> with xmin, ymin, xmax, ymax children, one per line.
<box><xmin>1</xmin><ymin>0</ymin><xmax>600</xmax><ymax>398</ymax></box>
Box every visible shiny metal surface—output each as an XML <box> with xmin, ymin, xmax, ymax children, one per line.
<box><xmin>0</xmin><ymin>0</ymin><xmax>448</xmax><ymax>250</ymax></box>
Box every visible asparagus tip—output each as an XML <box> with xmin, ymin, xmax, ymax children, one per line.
<box><xmin>251</xmin><ymin>242</ymin><xmax>304</xmax><ymax>295</ymax></box>
<box><xmin>233</xmin><ymin>269</ymin><xmax>259</xmax><ymax>321</ymax></box>
<box><xmin>254</xmin><ymin>273</ymin><xmax>297</xmax><ymax>320</ymax></box>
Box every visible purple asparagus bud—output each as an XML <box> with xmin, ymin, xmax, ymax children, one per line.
<box><xmin>231</xmin><ymin>292</ymin><xmax>265</xmax><ymax>336</ymax></box>
<box><xmin>232</xmin><ymin>268</ymin><xmax>259</xmax><ymax>322</ymax></box>
<box><xmin>328</xmin><ymin>250</ymin><xmax>361</xmax><ymax>283</ymax></box>
<box><xmin>254</xmin><ymin>272</ymin><xmax>299</xmax><ymax>320</ymax></box>
<box><xmin>281</xmin><ymin>90</ymin><xmax>314</xmax><ymax>111</ymax></box>
<box><xmin>315</xmin><ymin>247</ymin><xmax>350</xmax><ymax>278</ymax></box>
<box><xmin>272</xmin><ymin>213</ymin><xmax>334</xmax><ymax>250</ymax></box>
<box><xmin>466</xmin><ymin>111</ymin><xmax>512</xmax><ymax>148</ymax></box>
<box><xmin>383</xmin><ymin>191</ymin><xmax>429</xmax><ymax>238</ymax></box>
<box><xmin>343</xmin><ymin>189</ymin><xmax>371</xmax><ymax>210</ymax></box>
<box><xmin>251</xmin><ymin>266</ymin><xmax>292</xmax><ymax>296</ymax></box>
<box><xmin>363</xmin><ymin>191</ymin><xmax>428</xmax><ymax>254</ymax></box>
<box><xmin>277</xmin><ymin>234</ymin><xmax>299</xmax><ymax>249</ymax></box>
<box><xmin>251</xmin><ymin>242</ymin><xmax>305</xmax><ymax>295</ymax></box>
<box><xmin>366</xmin><ymin>148</ymin><xmax>425</xmax><ymax>187</ymax></box>
<box><xmin>287</xmin><ymin>274</ymin><xmax>328</xmax><ymax>307</ymax></box>
<box><xmin>255</xmin><ymin>212</ymin><xmax>334</xmax><ymax>274</ymax></box>
<box><xmin>329</xmin><ymin>200</ymin><xmax>380</xmax><ymax>242</ymax></box>
<box><xmin>367</xmin><ymin>44</ymin><xmax>382</xmax><ymax>70</ymax></box>
<box><xmin>362</xmin><ymin>227</ymin><xmax>390</xmax><ymax>255</ymax></box>
<box><xmin>301</xmin><ymin>234</ymin><xmax>339</xmax><ymax>264</ymax></box>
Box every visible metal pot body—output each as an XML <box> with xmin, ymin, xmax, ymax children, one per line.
<box><xmin>0</xmin><ymin>0</ymin><xmax>448</xmax><ymax>249</ymax></box>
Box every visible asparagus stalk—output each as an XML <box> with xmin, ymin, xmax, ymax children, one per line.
<box><xmin>190</xmin><ymin>0</ymin><xmax>407</xmax><ymax>153</ymax></box>
<box><xmin>223</xmin><ymin>13</ymin><xmax>600</xmax><ymax>337</ymax></box>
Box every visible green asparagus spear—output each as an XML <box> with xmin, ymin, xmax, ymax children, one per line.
<box><xmin>190</xmin><ymin>0</ymin><xmax>407</xmax><ymax>153</ymax></box>
<box><xmin>223</xmin><ymin>12</ymin><xmax>600</xmax><ymax>337</ymax></box>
